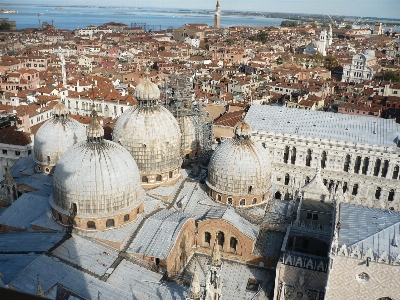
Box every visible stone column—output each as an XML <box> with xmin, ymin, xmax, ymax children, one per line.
<box><xmin>368</xmin><ymin>157</ymin><xmax>376</xmax><ymax>176</ymax></box>
<box><xmin>386</xmin><ymin>161</ymin><xmax>395</xmax><ymax>180</ymax></box>
<box><xmin>288</xmin><ymin>148</ymin><xmax>293</xmax><ymax>165</ymax></box>
<box><xmin>348</xmin><ymin>155</ymin><xmax>355</xmax><ymax>174</ymax></box>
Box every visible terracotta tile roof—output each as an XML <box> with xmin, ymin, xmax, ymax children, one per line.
<box><xmin>214</xmin><ymin>110</ymin><xmax>244</xmax><ymax>127</ymax></box>
<box><xmin>0</xmin><ymin>126</ymin><xmax>32</xmax><ymax>146</ymax></box>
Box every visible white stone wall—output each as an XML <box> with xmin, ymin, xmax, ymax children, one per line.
<box><xmin>254</xmin><ymin>132</ymin><xmax>400</xmax><ymax>210</ymax></box>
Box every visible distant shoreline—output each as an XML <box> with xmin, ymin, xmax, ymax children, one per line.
<box><xmin>1</xmin><ymin>3</ymin><xmax>400</xmax><ymax>22</ymax></box>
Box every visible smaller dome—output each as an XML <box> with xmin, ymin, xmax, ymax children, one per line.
<box><xmin>364</xmin><ymin>49</ymin><xmax>375</xmax><ymax>58</ymax></box>
<box><xmin>234</xmin><ymin>121</ymin><xmax>252</xmax><ymax>139</ymax></box>
<box><xmin>134</xmin><ymin>75</ymin><xmax>160</xmax><ymax>101</ymax></box>
<box><xmin>53</xmin><ymin>100</ymin><xmax>69</xmax><ymax>116</ymax></box>
<box><xmin>34</xmin><ymin>102</ymin><xmax>86</xmax><ymax>171</ymax></box>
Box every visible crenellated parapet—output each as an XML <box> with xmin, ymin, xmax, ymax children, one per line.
<box><xmin>332</xmin><ymin>244</ymin><xmax>400</xmax><ymax>266</ymax></box>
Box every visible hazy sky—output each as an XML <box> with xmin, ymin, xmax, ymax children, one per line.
<box><xmin>11</xmin><ymin>0</ymin><xmax>400</xmax><ymax>19</ymax></box>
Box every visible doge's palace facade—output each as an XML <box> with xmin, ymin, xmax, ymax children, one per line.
<box><xmin>245</xmin><ymin>105</ymin><xmax>400</xmax><ymax>211</ymax></box>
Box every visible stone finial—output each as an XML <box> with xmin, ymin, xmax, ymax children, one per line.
<box><xmin>5</xmin><ymin>166</ymin><xmax>14</xmax><ymax>185</ymax></box>
<box><xmin>189</xmin><ymin>268</ymin><xmax>202</xmax><ymax>299</ymax></box>
<box><xmin>36</xmin><ymin>274</ymin><xmax>45</xmax><ymax>297</ymax></box>
<box><xmin>212</xmin><ymin>238</ymin><xmax>222</xmax><ymax>266</ymax></box>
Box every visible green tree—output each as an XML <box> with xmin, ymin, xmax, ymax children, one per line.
<box><xmin>248</xmin><ymin>31</ymin><xmax>269</xmax><ymax>44</ymax></box>
<box><xmin>323</xmin><ymin>56</ymin><xmax>339</xmax><ymax>70</ymax></box>
<box><xmin>280</xmin><ymin>20</ymin><xmax>299</xmax><ymax>27</ymax></box>
<box><xmin>383</xmin><ymin>71</ymin><xmax>400</xmax><ymax>82</ymax></box>
<box><xmin>345</xmin><ymin>24</ymin><xmax>352</xmax><ymax>29</ymax></box>
<box><xmin>0</xmin><ymin>21</ymin><xmax>11</xmax><ymax>31</ymax></box>
<box><xmin>158</xmin><ymin>46</ymin><xmax>165</xmax><ymax>52</ymax></box>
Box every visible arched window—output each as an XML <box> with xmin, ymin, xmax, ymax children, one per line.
<box><xmin>204</xmin><ymin>232</ymin><xmax>211</xmax><ymax>244</ymax></box>
<box><xmin>142</xmin><ymin>176</ymin><xmax>148</xmax><ymax>183</ymax></box>
<box><xmin>275</xmin><ymin>191</ymin><xmax>281</xmax><ymax>199</ymax></box>
<box><xmin>230</xmin><ymin>237</ymin><xmax>238</xmax><ymax>251</ymax></box>
<box><xmin>375</xmin><ymin>187</ymin><xmax>381</xmax><ymax>200</ymax></box>
<box><xmin>248</xmin><ymin>186</ymin><xmax>252</xmax><ymax>193</ymax></box>
<box><xmin>388</xmin><ymin>190</ymin><xmax>395</xmax><ymax>202</ymax></box>
<box><xmin>87</xmin><ymin>221</ymin><xmax>96</xmax><ymax>229</ymax></box>
<box><xmin>393</xmin><ymin>165</ymin><xmax>399</xmax><ymax>179</ymax></box>
<box><xmin>284</xmin><ymin>173</ymin><xmax>290</xmax><ymax>185</ymax></box>
<box><xmin>381</xmin><ymin>160</ymin><xmax>389</xmax><ymax>177</ymax></box>
<box><xmin>217</xmin><ymin>194</ymin><xmax>222</xmax><ymax>201</ymax></box>
<box><xmin>252</xmin><ymin>198</ymin><xmax>257</xmax><ymax>205</ymax></box>
<box><xmin>240</xmin><ymin>199</ymin><xmax>246</xmax><ymax>206</ymax></box>
<box><xmin>306</xmin><ymin>149</ymin><xmax>312</xmax><ymax>167</ymax></box>
<box><xmin>217</xmin><ymin>231</ymin><xmax>225</xmax><ymax>248</ymax></box>
<box><xmin>283</xmin><ymin>146</ymin><xmax>289</xmax><ymax>164</ymax></box>
<box><xmin>291</xmin><ymin>147</ymin><xmax>296</xmax><ymax>164</ymax></box>
<box><xmin>124</xmin><ymin>214</ymin><xmax>130</xmax><ymax>222</ymax></box>
<box><xmin>227</xmin><ymin>197</ymin><xmax>233</xmax><ymax>205</ymax></box>
<box><xmin>169</xmin><ymin>171</ymin><xmax>173</xmax><ymax>178</ymax></box>
<box><xmin>321</xmin><ymin>151</ymin><xmax>327</xmax><ymax>169</ymax></box>
<box><xmin>354</xmin><ymin>156</ymin><xmax>361</xmax><ymax>174</ymax></box>
<box><xmin>344</xmin><ymin>154</ymin><xmax>350</xmax><ymax>172</ymax></box>
<box><xmin>156</xmin><ymin>174</ymin><xmax>162</xmax><ymax>182</ymax></box>
<box><xmin>72</xmin><ymin>203</ymin><xmax>77</xmax><ymax>215</ymax></box>
<box><xmin>106</xmin><ymin>219</ymin><xmax>115</xmax><ymax>228</ymax></box>
<box><xmin>362</xmin><ymin>157</ymin><xmax>369</xmax><ymax>175</ymax></box>
<box><xmin>47</xmin><ymin>155</ymin><xmax>51</xmax><ymax>164</ymax></box>
<box><xmin>343</xmin><ymin>182</ymin><xmax>348</xmax><ymax>193</ymax></box>
<box><xmin>374</xmin><ymin>158</ymin><xmax>381</xmax><ymax>176</ymax></box>
<box><xmin>352</xmin><ymin>184</ymin><xmax>358</xmax><ymax>196</ymax></box>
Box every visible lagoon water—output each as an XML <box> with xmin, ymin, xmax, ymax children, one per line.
<box><xmin>1</xmin><ymin>5</ymin><xmax>287</xmax><ymax>30</ymax></box>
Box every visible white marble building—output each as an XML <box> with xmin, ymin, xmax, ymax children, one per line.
<box><xmin>245</xmin><ymin>105</ymin><xmax>400</xmax><ymax>211</ymax></box>
<box><xmin>342</xmin><ymin>50</ymin><xmax>376</xmax><ymax>83</ymax></box>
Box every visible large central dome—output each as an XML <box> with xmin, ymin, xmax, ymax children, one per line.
<box><xmin>113</xmin><ymin>73</ymin><xmax>182</xmax><ymax>189</ymax></box>
<box><xmin>50</xmin><ymin>111</ymin><xmax>144</xmax><ymax>231</ymax></box>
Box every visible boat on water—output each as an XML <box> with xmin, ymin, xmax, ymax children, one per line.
<box><xmin>0</xmin><ymin>8</ymin><xmax>18</xmax><ymax>14</ymax></box>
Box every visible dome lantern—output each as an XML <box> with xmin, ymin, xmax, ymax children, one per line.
<box><xmin>53</xmin><ymin>98</ymin><xmax>69</xmax><ymax>120</ymax></box>
<box><xmin>134</xmin><ymin>68</ymin><xmax>160</xmax><ymax>107</ymax></box>
<box><xmin>86</xmin><ymin>109</ymin><xmax>104</xmax><ymax>143</ymax></box>
<box><xmin>234</xmin><ymin>121</ymin><xmax>252</xmax><ymax>140</ymax></box>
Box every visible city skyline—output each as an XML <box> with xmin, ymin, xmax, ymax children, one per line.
<box><xmin>8</xmin><ymin>0</ymin><xmax>400</xmax><ymax>19</ymax></box>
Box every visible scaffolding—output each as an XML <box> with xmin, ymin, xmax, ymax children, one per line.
<box><xmin>163</xmin><ymin>75</ymin><xmax>212</xmax><ymax>161</ymax></box>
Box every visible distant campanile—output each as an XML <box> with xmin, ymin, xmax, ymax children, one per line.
<box><xmin>214</xmin><ymin>0</ymin><xmax>220</xmax><ymax>28</ymax></box>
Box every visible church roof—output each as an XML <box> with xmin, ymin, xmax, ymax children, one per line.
<box><xmin>128</xmin><ymin>210</ymin><xmax>193</xmax><ymax>259</ymax></box>
<box><xmin>245</xmin><ymin>105</ymin><xmax>400</xmax><ymax>148</ymax></box>
<box><xmin>338</xmin><ymin>203</ymin><xmax>400</xmax><ymax>258</ymax></box>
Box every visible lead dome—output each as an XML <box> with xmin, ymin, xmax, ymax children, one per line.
<box><xmin>34</xmin><ymin>100</ymin><xmax>86</xmax><ymax>174</ymax></box>
<box><xmin>113</xmin><ymin>73</ymin><xmax>182</xmax><ymax>189</ymax></box>
<box><xmin>206</xmin><ymin>121</ymin><xmax>272</xmax><ymax>206</ymax></box>
<box><xmin>50</xmin><ymin>110</ymin><xmax>144</xmax><ymax>231</ymax></box>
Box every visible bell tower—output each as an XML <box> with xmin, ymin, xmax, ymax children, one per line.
<box><xmin>214</xmin><ymin>1</ymin><xmax>220</xmax><ymax>28</ymax></box>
